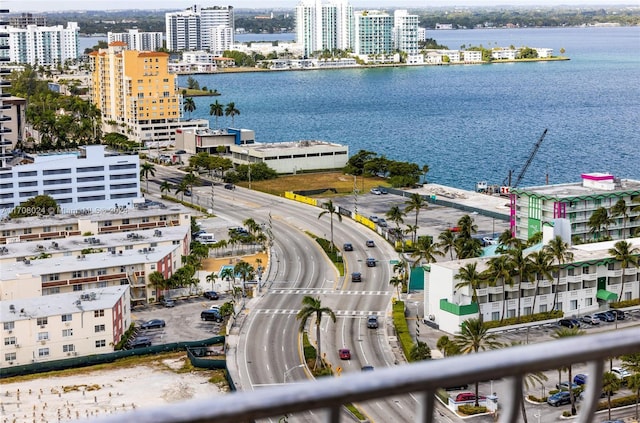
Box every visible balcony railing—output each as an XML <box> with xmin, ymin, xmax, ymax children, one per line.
<box><xmin>87</xmin><ymin>327</ymin><xmax>640</xmax><ymax>423</ymax></box>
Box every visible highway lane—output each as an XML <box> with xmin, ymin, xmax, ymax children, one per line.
<box><xmin>148</xmin><ymin>166</ymin><xmax>456</xmax><ymax>422</ymax></box>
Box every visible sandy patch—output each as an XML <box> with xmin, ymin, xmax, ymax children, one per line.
<box><xmin>0</xmin><ymin>356</ymin><xmax>224</xmax><ymax>422</ymax></box>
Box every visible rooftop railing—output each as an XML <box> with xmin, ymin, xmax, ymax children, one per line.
<box><xmin>87</xmin><ymin>327</ymin><xmax>640</xmax><ymax>423</ymax></box>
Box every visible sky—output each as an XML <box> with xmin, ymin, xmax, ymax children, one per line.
<box><xmin>9</xmin><ymin>0</ymin><xmax>634</xmax><ymax>13</ymax></box>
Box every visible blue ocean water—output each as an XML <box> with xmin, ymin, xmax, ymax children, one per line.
<box><xmin>179</xmin><ymin>27</ymin><xmax>638</xmax><ymax>190</ymax></box>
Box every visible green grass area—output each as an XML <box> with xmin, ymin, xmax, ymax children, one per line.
<box><xmin>392</xmin><ymin>300</ymin><xmax>416</xmax><ymax>362</ymax></box>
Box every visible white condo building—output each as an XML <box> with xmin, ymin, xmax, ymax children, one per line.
<box><xmin>6</xmin><ymin>22</ymin><xmax>79</xmax><ymax>66</ymax></box>
<box><xmin>165</xmin><ymin>5</ymin><xmax>234</xmax><ymax>53</ymax></box>
<box><xmin>107</xmin><ymin>29</ymin><xmax>163</xmax><ymax>52</ymax></box>
<box><xmin>393</xmin><ymin>10</ymin><xmax>419</xmax><ymax>55</ymax></box>
<box><xmin>0</xmin><ymin>145</ymin><xmax>142</xmax><ymax>215</ymax></box>
<box><xmin>166</xmin><ymin>10</ymin><xmax>201</xmax><ymax>52</ymax></box>
<box><xmin>354</xmin><ymin>11</ymin><xmax>394</xmax><ymax>58</ymax></box>
<box><xmin>296</xmin><ymin>0</ymin><xmax>354</xmax><ymax>58</ymax></box>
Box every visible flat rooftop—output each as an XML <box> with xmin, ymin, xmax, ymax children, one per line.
<box><xmin>405</xmin><ymin>183</ymin><xmax>511</xmax><ymax>218</ymax></box>
<box><xmin>514</xmin><ymin>178</ymin><xmax>640</xmax><ymax>198</ymax></box>
<box><xmin>244</xmin><ymin>140</ymin><xmax>347</xmax><ymax>152</ymax></box>
<box><xmin>1</xmin><ymin>285</ymin><xmax>128</xmax><ymax>320</ymax></box>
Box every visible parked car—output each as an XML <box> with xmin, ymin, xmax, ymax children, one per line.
<box><xmin>610</xmin><ymin>309</ymin><xmax>626</xmax><ymax>320</ymax></box>
<box><xmin>455</xmin><ymin>392</ymin><xmax>486</xmax><ymax>402</ymax></box>
<box><xmin>482</xmin><ymin>237</ymin><xmax>498</xmax><ymax>246</ymax></box>
<box><xmin>573</xmin><ymin>373</ymin><xmax>588</xmax><ymax>385</ymax></box>
<box><xmin>558</xmin><ymin>318</ymin><xmax>580</xmax><ymax>328</ymax></box>
<box><xmin>379</xmin><ymin>188</ymin><xmax>388</xmax><ymax>194</ymax></box>
<box><xmin>556</xmin><ymin>381</ymin><xmax>580</xmax><ymax>391</ymax></box>
<box><xmin>339</xmin><ymin>348</ymin><xmax>351</xmax><ymax>360</ymax></box>
<box><xmin>130</xmin><ymin>337</ymin><xmax>152</xmax><ymax>348</ymax></box>
<box><xmin>547</xmin><ymin>391</ymin><xmax>572</xmax><ymax>407</ymax></box>
<box><xmin>140</xmin><ymin>319</ymin><xmax>166</xmax><ymax>329</ymax></box>
<box><xmin>203</xmin><ymin>291</ymin><xmax>219</xmax><ymax>300</ymax></box>
<box><xmin>200</xmin><ymin>309</ymin><xmax>223</xmax><ymax>322</ymax></box>
<box><xmin>369</xmin><ymin>215</ymin><xmax>379</xmax><ymax>223</ymax></box>
<box><xmin>361</xmin><ymin>366</ymin><xmax>375</xmax><ymax>372</ymax></box>
<box><xmin>595</xmin><ymin>311</ymin><xmax>615</xmax><ymax>322</ymax></box>
<box><xmin>370</xmin><ymin>188</ymin><xmax>382</xmax><ymax>195</ymax></box>
<box><xmin>175</xmin><ymin>149</ymin><xmax>187</xmax><ymax>154</ymax></box>
<box><xmin>444</xmin><ymin>383</ymin><xmax>469</xmax><ymax>391</ymax></box>
<box><xmin>581</xmin><ymin>314</ymin><xmax>600</xmax><ymax>325</ymax></box>
<box><xmin>377</xmin><ymin>218</ymin><xmax>388</xmax><ymax>227</ymax></box>
<box><xmin>343</xmin><ymin>243</ymin><xmax>354</xmax><ymax>251</ymax></box>
<box><xmin>367</xmin><ymin>315</ymin><xmax>379</xmax><ymax>329</ymax></box>
<box><xmin>162</xmin><ymin>298</ymin><xmax>176</xmax><ymax>308</ymax></box>
<box><xmin>351</xmin><ymin>272</ymin><xmax>362</xmax><ymax>283</ymax></box>
<box><xmin>611</xmin><ymin>367</ymin><xmax>631</xmax><ymax>380</ymax></box>
<box><xmin>366</xmin><ymin>240</ymin><xmax>376</xmax><ymax>248</ymax></box>
<box><xmin>224</xmin><ymin>183</ymin><xmax>235</xmax><ymax>190</ymax></box>
<box><xmin>366</xmin><ymin>258</ymin><xmax>376</xmax><ymax>267</ymax></box>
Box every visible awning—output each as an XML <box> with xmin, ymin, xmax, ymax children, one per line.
<box><xmin>596</xmin><ymin>289</ymin><xmax>618</xmax><ymax>301</ymax></box>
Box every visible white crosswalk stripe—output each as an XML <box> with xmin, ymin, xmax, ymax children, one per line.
<box><xmin>255</xmin><ymin>309</ymin><xmax>384</xmax><ymax>316</ymax></box>
<box><xmin>269</xmin><ymin>289</ymin><xmax>389</xmax><ymax>296</ymax></box>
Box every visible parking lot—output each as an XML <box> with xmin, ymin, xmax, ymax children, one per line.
<box><xmin>129</xmin><ymin>294</ymin><xmax>230</xmax><ymax>347</ymax></box>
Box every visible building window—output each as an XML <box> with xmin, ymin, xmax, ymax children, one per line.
<box><xmin>37</xmin><ymin>317</ymin><xmax>48</xmax><ymax>326</ymax></box>
<box><xmin>570</xmin><ymin>300</ymin><xmax>578</xmax><ymax>310</ymax></box>
<box><xmin>539</xmin><ymin>304</ymin><xmax>547</xmax><ymax>313</ymax></box>
<box><xmin>18</xmin><ymin>180</ymin><xmax>38</xmax><ymax>187</ymax></box>
<box><xmin>97</xmin><ymin>281</ymin><xmax>108</xmax><ymax>288</ymax></box>
<box><xmin>585</xmin><ymin>298</ymin><xmax>593</xmax><ymax>307</ymax></box>
<box><xmin>63</xmin><ymin>344</ymin><xmax>75</xmax><ymax>353</ymax></box>
<box><xmin>72</xmin><ymin>271</ymin><xmax>82</xmax><ymax>278</ymax></box>
<box><xmin>43</xmin><ymin>287</ymin><xmax>60</xmax><ymax>295</ymax></box>
<box><xmin>73</xmin><ymin>284</ymin><xmax>83</xmax><ymax>291</ymax></box>
<box><xmin>159</xmin><ymin>215</ymin><xmax>167</xmax><ymax>221</ymax></box>
<box><xmin>94</xmin><ymin>310</ymin><xmax>105</xmax><ymax>317</ymax></box>
<box><xmin>48</xmin><ymin>274</ymin><xmax>60</xmax><ymax>281</ymax></box>
<box><xmin>625</xmin><ymin>292</ymin><xmax>632</xmax><ymax>301</ymax></box>
<box><xmin>95</xmin><ymin>324</ymin><xmax>106</xmax><ymax>333</ymax></box>
<box><xmin>4</xmin><ymin>322</ymin><xmax>15</xmax><ymax>331</ymax></box>
<box><xmin>43</xmin><ymin>169</ymin><xmax>71</xmax><ymax>175</ymax></box>
<box><xmin>62</xmin><ymin>329</ymin><xmax>73</xmax><ymax>337</ymax></box>
<box><xmin>97</xmin><ymin>269</ymin><xmax>107</xmax><ymax>276</ymax></box>
<box><xmin>491</xmin><ymin>311</ymin><xmax>500</xmax><ymax>321</ymax></box>
<box><xmin>38</xmin><ymin>332</ymin><xmax>49</xmax><ymax>341</ymax></box>
<box><xmin>38</xmin><ymin>348</ymin><xmax>50</xmax><ymax>357</ymax></box>
<box><xmin>77</xmin><ymin>166</ymin><xmax>104</xmax><ymax>173</ymax></box>
<box><xmin>18</xmin><ymin>171</ymin><xmax>37</xmax><ymax>177</ymax></box>
<box><xmin>5</xmin><ymin>352</ymin><xmax>16</xmax><ymax>361</ymax></box>
<box><xmin>122</xmin><ymin>219</ymin><xmax>129</xmax><ymax>224</ymax></box>
<box><xmin>23</xmin><ymin>228</ymin><xmax>32</xmax><ymax>234</ymax></box>
<box><xmin>142</xmin><ymin>217</ymin><xmax>149</xmax><ymax>223</ymax></box>
<box><xmin>608</xmin><ymin>262</ymin><xmax>615</xmax><ymax>270</ymax></box>
<box><xmin>583</xmin><ymin>266</ymin><xmax>590</xmax><ymax>274</ymax></box>
<box><xmin>61</xmin><ymin>314</ymin><xmax>72</xmax><ymax>322</ymax></box>
<box><xmin>95</xmin><ymin>340</ymin><xmax>106</xmax><ymax>348</ymax></box>
<box><xmin>567</xmin><ymin>268</ymin><xmax>574</xmax><ymax>276</ymax></box>
<box><xmin>104</xmin><ymin>220</ymin><xmax>112</xmax><ymax>227</ymax></box>
<box><xmin>4</xmin><ymin>336</ymin><xmax>16</xmax><ymax>345</ymax></box>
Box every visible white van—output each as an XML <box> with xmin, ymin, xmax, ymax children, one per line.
<box><xmin>196</xmin><ymin>233</ymin><xmax>216</xmax><ymax>244</ymax></box>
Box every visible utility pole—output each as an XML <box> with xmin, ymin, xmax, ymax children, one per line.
<box><xmin>353</xmin><ymin>174</ymin><xmax>358</xmax><ymax>216</ymax></box>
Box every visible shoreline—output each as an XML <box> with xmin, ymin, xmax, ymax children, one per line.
<box><xmin>174</xmin><ymin>56</ymin><xmax>570</xmax><ymax>76</ymax></box>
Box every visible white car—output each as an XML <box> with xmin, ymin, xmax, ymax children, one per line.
<box><xmin>611</xmin><ymin>367</ymin><xmax>631</xmax><ymax>380</ymax></box>
<box><xmin>370</xmin><ymin>188</ymin><xmax>382</xmax><ymax>195</ymax></box>
<box><xmin>482</xmin><ymin>237</ymin><xmax>498</xmax><ymax>246</ymax></box>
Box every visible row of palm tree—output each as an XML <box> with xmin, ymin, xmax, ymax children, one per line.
<box><xmin>182</xmin><ymin>97</ymin><xmax>242</xmax><ymax>127</ymax></box>
<box><xmin>585</xmin><ymin>198</ymin><xmax>640</xmax><ymax>242</ymax></box>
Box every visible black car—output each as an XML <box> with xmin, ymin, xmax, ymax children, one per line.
<box><xmin>366</xmin><ymin>240</ymin><xmax>375</xmax><ymax>248</ymax></box>
<box><xmin>558</xmin><ymin>318</ymin><xmax>580</xmax><ymax>328</ymax></box>
<box><xmin>610</xmin><ymin>309</ymin><xmax>626</xmax><ymax>320</ymax></box>
<box><xmin>343</xmin><ymin>243</ymin><xmax>354</xmax><ymax>251</ymax></box>
<box><xmin>140</xmin><ymin>319</ymin><xmax>166</xmax><ymax>329</ymax></box>
<box><xmin>351</xmin><ymin>272</ymin><xmax>362</xmax><ymax>282</ymax></box>
<box><xmin>224</xmin><ymin>183</ymin><xmax>235</xmax><ymax>190</ymax></box>
<box><xmin>201</xmin><ymin>309</ymin><xmax>223</xmax><ymax>322</ymax></box>
<box><xmin>130</xmin><ymin>337</ymin><xmax>152</xmax><ymax>348</ymax></box>
<box><xmin>203</xmin><ymin>291</ymin><xmax>219</xmax><ymax>300</ymax></box>
<box><xmin>366</xmin><ymin>258</ymin><xmax>376</xmax><ymax>267</ymax></box>
<box><xmin>595</xmin><ymin>311</ymin><xmax>615</xmax><ymax>322</ymax></box>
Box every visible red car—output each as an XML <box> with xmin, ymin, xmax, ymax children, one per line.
<box><xmin>455</xmin><ymin>392</ymin><xmax>486</xmax><ymax>402</ymax></box>
<box><xmin>339</xmin><ymin>348</ymin><xmax>351</xmax><ymax>360</ymax></box>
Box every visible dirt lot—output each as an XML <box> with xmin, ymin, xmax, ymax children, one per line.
<box><xmin>0</xmin><ymin>353</ymin><xmax>226</xmax><ymax>423</ymax></box>
<box><xmin>243</xmin><ymin>171</ymin><xmax>387</xmax><ymax>196</ymax></box>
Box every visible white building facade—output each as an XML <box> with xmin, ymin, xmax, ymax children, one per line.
<box><xmin>165</xmin><ymin>5</ymin><xmax>234</xmax><ymax>53</ymax></box>
<box><xmin>107</xmin><ymin>29</ymin><xmax>163</xmax><ymax>52</ymax></box>
<box><xmin>165</xmin><ymin>10</ymin><xmax>201</xmax><ymax>52</ymax></box>
<box><xmin>353</xmin><ymin>11</ymin><xmax>394</xmax><ymax>58</ymax></box>
<box><xmin>295</xmin><ymin>0</ymin><xmax>354</xmax><ymax>58</ymax></box>
<box><xmin>7</xmin><ymin>23</ymin><xmax>79</xmax><ymax>66</ymax></box>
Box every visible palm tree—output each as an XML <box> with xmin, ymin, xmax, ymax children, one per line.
<box><xmin>206</xmin><ymin>272</ymin><xmax>218</xmax><ymax>291</ymax></box>
<box><xmin>409</xmin><ymin>341</ymin><xmax>431</xmax><ymax>361</ymax></box>
<box><xmin>385</xmin><ymin>205</ymin><xmax>405</xmax><ymax>240</ymax></box>
<box><xmin>552</xmin><ymin>326</ymin><xmax>585</xmax><ymax>415</ymax></box>
<box><xmin>389</xmin><ymin>277</ymin><xmax>403</xmax><ymax>299</ymax></box>
<box><xmin>436</xmin><ymin>335</ymin><xmax>460</xmax><ymax>357</ymax></box>
<box><xmin>608</xmin><ymin>240</ymin><xmax>640</xmax><ymax>302</ymax></box>
<box><xmin>220</xmin><ymin>267</ymin><xmax>235</xmax><ymax>292</ymax></box>
<box><xmin>234</xmin><ymin>261</ymin><xmax>254</xmax><ymax>297</ymax></box>
<box><xmin>318</xmin><ymin>200</ymin><xmax>342</xmax><ymax>252</ymax></box>
<box><xmin>139</xmin><ymin>162</ymin><xmax>155</xmax><ymax>193</ymax></box>
<box><xmin>421</xmin><ymin>164</ymin><xmax>430</xmax><ymax>184</ymax></box>
<box><xmin>404</xmin><ymin>193</ymin><xmax>428</xmax><ymax>244</ymax></box>
<box><xmin>438</xmin><ymin>229</ymin><xmax>457</xmax><ymax>260</ymax></box>
<box><xmin>521</xmin><ymin>370</ymin><xmax>548</xmax><ymax>422</ymax></box>
<box><xmin>486</xmin><ymin>254</ymin><xmax>514</xmax><ymax>321</ymax></box>
<box><xmin>588</xmin><ymin>207</ymin><xmax>613</xmax><ymax>240</ymax></box>
<box><xmin>454</xmin><ymin>262</ymin><xmax>484</xmax><ymax>307</ymax></box>
<box><xmin>527</xmin><ymin>250</ymin><xmax>554</xmax><ymax>314</ymax></box>
<box><xmin>626</xmin><ymin>373</ymin><xmax>640</xmax><ymax>421</ymax></box>
<box><xmin>544</xmin><ymin>236</ymin><xmax>574</xmax><ymax>312</ymax></box>
<box><xmin>611</xmin><ymin>198</ymin><xmax>629</xmax><ymax>238</ymax></box>
<box><xmin>174</xmin><ymin>181</ymin><xmax>188</xmax><ymax>201</ymax></box>
<box><xmin>296</xmin><ymin>296</ymin><xmax>336</xmax><ymax>370</ymax></box>
<box><xmin>410</xmin><ymin>237</ymin><xmax>443</xmax><ymax>267</ymax></box>
<box><xmin>457</xmin><ymin>214</ymin><xmax>478</xmax><ymax>240</ymax></box>
<box><xmin>159</xmin><ymin>181</ymin><xmax>172</xmax><ymax>197</ymax></box>
<box><xmin>602</xmin><ymin>371</ymin><xmax>621</xmax><ymax>420</ymax></box>
<box><xmin>454</xmin><ymin>318</ymin><xmax>503</xmax><ymax>406</ymax></box>
<box><xmin>225</xmin><ymin>102</ymin><xmax>240</xmax><ymax>127</ymax></box>
<box><xmin>183</xmin><ymin>97</ymin><xmax>196</xmax><ymax>119</ymax></box>
<box><xmin>506</xmin><ymin>242</ymin><xmax>533</xmax><ymax>321</ymax></box>
<box><xmin>209</xmin><ymin>100</ymin><xmax>224</xmax><ymax>128</ymax></box>
<box><xmin>147</xmin><ymin>270</ymin><xmax>166</xmax><ymax>301</ymax></box>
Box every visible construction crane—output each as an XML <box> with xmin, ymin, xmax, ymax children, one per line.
<box><xmin>503</xmin><ymin>129</ymin><xmax>548</xmax><ymax>189</ymax></box>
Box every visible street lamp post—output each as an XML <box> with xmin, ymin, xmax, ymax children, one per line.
<box><xmin>283</xmin><ymin>364</ymin><xmax>305</xmax><ymax>384</ymax></box>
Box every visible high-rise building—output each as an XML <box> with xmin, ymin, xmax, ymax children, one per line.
<box><xmin>107</xmin><ymin>29</ymin><xmax>163</xmax><ymax>52</ymax></box>
<box><xmin>6</xmin><ymin>22</ymin><xmax>79</xmax><ymax>66</ymax></box>
<box><xmin>9</xmin><ymin>12</ymin><xmax>46</xmax><ymax>28</ymax></box>
<box><xmin>165</xmin><ymin>10</ymin><xmax>201</xmax><ymax>52</ymax></box>
<box><xmin>393</xmin><ymin>10</ymin><xmax>419</xmax><ymax>55</ymax></box>
<box><xmin>0</xmin><ymin>8</ymin><xmax>11</xmax><ymax>169</ymax></box>
<box><xmin>295</xmin><ymin>0</ymin><xmax>353</xmax><ymax>58</ymax></box>
<box><xmin>165</xmin><ymin>5</ymin><xmax>234</xmax><ymax>53</ymax></box>
<box><xmin>89</xmin><ymin>42</ymin><xmax>208</xmax><ymax>145</ymax></box>
<box><xmin>353</xmin><ymin>11</ymin><xmax>394</xmax><ymax>57</ymax></box>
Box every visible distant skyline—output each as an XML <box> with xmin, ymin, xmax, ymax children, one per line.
<box><xmin>10</xmin><ymin>0</ymin><xmax>634</xmax><ymax>13</ymax></box>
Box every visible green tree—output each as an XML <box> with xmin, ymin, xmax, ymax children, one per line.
<box><xmin>139</xmin><ymin>162</ymin><xmax>155</xmax><ymax>193</ymax></box>
<box><xmin>296</xmin><ymin>296</ymin><xmax>336</xmax><ymax>370</ymax></box>
<box><xmin>183</xmin><ymin>97</ymin><xmax>196</xmax><ymax>119</ymax></box>
<box><xmin>233</xmin><ymin>260</ymin><xmax>254</xmax><ymax>297</ymax></box>
<box><xmin>147</xmin><ymin>271</ymin><xmax>166</xmax><ymax>301</ymax></box>
<box><xmin>389</xmin><ymin>277</ymin><xmax>403</xmax><ymax>300</ymax></box>
<box><xmin>186</xmin><ymin>76</ymin><xmax>200</xmax><ymax>90</ymax></box>
<box><xmin>343</xmin><ymin>149</ymin><xmax>377</xmax><ymax>176</ymax></box>
<box><xmin>552</xmin><ymin>326</ymin><xmax>585</xmax><ymax>415</ymax></box>
<box><xmin>159</xmin><ymin>181</ymin><xmax>172</xmax><ymax>196</ymax></box>
<box><xmin>209</xmin><ymin>100</ymin><xmax>224</xmax><ymax>128</ymax></box>
<box><xmin>611</xmin><ymin>198</ymin><xmax>629</xmax><ymax>238</ymax></box>
<box><xmin>544</xmin><ymin>236</ymin><xmax>574</xmax><ymax>311</ymax></box>
<box><xmin>220</xmin><ymin>267</ymin><xmax>235</xmax><ymax>292</ymax></box>
<box><xmin>626</xmin><ymin>373</ymin><xmax>640</xmax><ymax>421</ymax></box>
<box><xmin>603</xmin><ymin>371</ymin><xmax>621</xmax><ymax>421</ymax></box>
<box><xmin>404</xmin><ymin>193</ymin><xmax>428</xmax><ymax>244</ymax></box>
<box><xmin>454</xmin><ymin>262</ymin><xmax>484</xmax><ymax>307</ymax></box>
<box><xmin>438</xmin><ymin>229</ymin><xmax>457</xmax><ymax>260</ymax></box>
<box><xmin>608</xmin><ymin>240</ymin><xmax>640</xmax><ymax>302</ymax></box>
<box><xmin>454</xmin><ymin>318</ymin><xmax>503</xmax><ymax>406</ymax></box>
<box><xmin>9</xmin><ymin>195</ymin><xmax>59</xmax><ymax>217</ymax></box>
<box><xmin>206</xmin><ymin>272</ymin><xmax>218</xmax><ymax>291</ymax></box>
<box><xmin>225</xmin><ymin>102</ymin><xmax>240</xmax><ymax>127</ymax></box>
<box><xmin>409</xmin><ymin>341</ymin><xmax>431</xmax><ymax>361</ymax></box>
<box><xmin>588</xmin><ymin>207</ymin><xmax>613</xmax><ymax>240</ymax></box>
<box><xmin>506</xmin><ymin>241</ymin><xmax>533</xmax><ymax>321</ymax></box>
<box><xmin>385</xmin><ymin>205</ymin><xmax>405</xmax><ymax>242</ymax></box>
<box><xmin>436</xmin><ymin>335</ymin><xmax>460</xmax><ymax>357</ymax></box>
<box><xmin>486</xmin><ymin>254</ymin><xmax>514</xmax><ymax>322</ymax></box>
<box><xmin>318</xmin><ymin>200</ymin><xmax>342</xmax><ymax>252</ymax></box>
<box><xmin>410</xmin><ymin>237</ymin><xmax>443</xmax><ymax>267</ymax></box>
<box><xmin>528</xmin><ymin>250</ymin><xmax>554</xmax><ymax>314</ymax></box>
<box><xmin>457</xmin><ymin>214</ymin><xmax>478</xmax><ymax>240</ymax></box>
